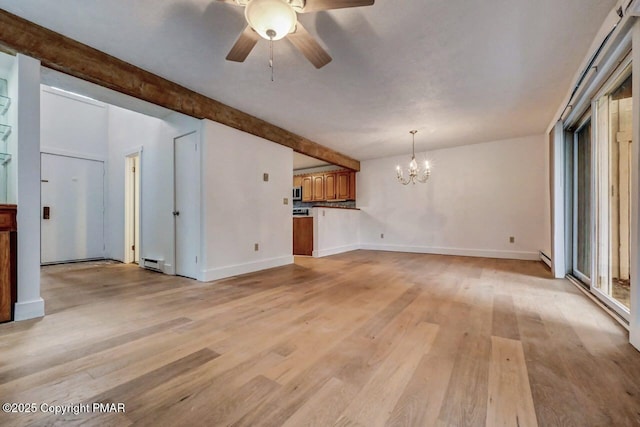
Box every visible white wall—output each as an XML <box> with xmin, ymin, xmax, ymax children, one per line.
<box><xmin>200</xmin><ymin>120</ymin><xmax>293</xmax><ymax>281</ymax></box>
<box><xmin>312</xmin><ymin>207</ymin><xmax>360</xmax><ymax>257</ymax></box>
<box><xmin>41</xmin><ymin>87</ymin><xmax>108</xmax><ymax>159</ymax></box>
<box><xmin>14</xmin><ymin>54</ymin><xmax>43</xmax><ymax>320</ymax></box>
<box><xmin>107</xmin><ymin>106</ymin><xmax>170</xmax><ymax>264</ymax></box>
<box><xmin>358</xmin><ymin>135</ymin><xmax>549</xmax><ymax>260</ymax></box>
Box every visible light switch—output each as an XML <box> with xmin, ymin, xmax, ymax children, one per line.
<box><xmin>263</xmin><ymin>173</ymin><xmax>269</xmax><ymax>182</ymax></box>
<box><xmin>283</xmin><ymin>198</ymin><xmax>288</xmax><ymax>205</ymax></box>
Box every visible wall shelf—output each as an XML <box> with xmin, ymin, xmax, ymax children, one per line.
<box><xmin>0</xmin><ymin>124</ymin><xmax>11</xmax><ymax>142</ymax></box>
<box><xmin>0</xmin><ymin>95</ymin><xmax>10</xmax><ymax>116</ymax></box>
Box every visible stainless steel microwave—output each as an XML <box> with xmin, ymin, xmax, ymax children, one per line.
<box><xmin>292</xmin><ymin>186</ymin><xmax>302</xmax><ymax>201</ymax></box>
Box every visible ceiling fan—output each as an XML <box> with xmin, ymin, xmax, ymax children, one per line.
<box><xmin>218</xmin><ymin>0</ymin><xmax>375</xmax><ymax>69</ymax></box>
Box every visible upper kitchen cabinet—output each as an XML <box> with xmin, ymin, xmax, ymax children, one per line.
<box><xmin>312</xmin><ymin>175</ymin><xmax>324</xmax><ymax>201</ymax></box>
<box><xmin>349</xmin><ymin>171</ymin><xmax>356</xmax><ymax>200</ymax></box>
<box><xmin>301</xmin><ymin>175</ymin><xmax>313</xmax><ymax>202</ymax></box>
<box><xmin>336</xmin><ymin>171</ymin><xmax>350</xmax><ymax>200</ymax></box>
<box><xmin>324</xmin><ymin>172</ymin><xmax>336</xmax><ymax>200</ymax></box>
<box><xmin>293</xmin><ymin>169</ymin><xmax>356</xmax><ymax>202</ymax></box>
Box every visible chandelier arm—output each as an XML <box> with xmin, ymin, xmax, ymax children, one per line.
<box><xmin>396</xmin><ymin>172</ymin><xmax>411</xmax><ymax>185</ymax></box>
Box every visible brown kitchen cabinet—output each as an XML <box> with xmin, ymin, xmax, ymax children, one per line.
<box><xmin>294</xmin><ymin>169</ymin><xmax>357</xmax><ymax>202</ymax></box>
<box><xmin>336</xmin><ymin>171</ymin><xmax>350</xmax><ymax>200</ymax></box>
<box><xmin>348</xmin><ymin>171</ymin><xmax>356</xmax><ymax>200</ymax></box>
<box><xmin>301</xmin><ymin>176</ymin><xmax>313</xmax><ymax>202</ymax></box>
<box><xmin>312</xmin><ymin>175</ymin><xmax>324</xmax><ymax>201</ymax></box>
<box><xmin>324</xmin><ymin>172</ymin><xmax>336</xmax><ymax>200</ymax></box>
<box><xmin>293</xmin><ymin>217</ymin><xmax>313</xmax><ymax>256</ymax></box>
<box><xmin>0</xmin><ymin>204</ymin><xmax>17</xmax><ymax>323</ymax></box>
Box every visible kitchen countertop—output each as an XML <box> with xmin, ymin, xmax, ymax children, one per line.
<box><xmin>311</xmin><ymin>206</ymin><xmax>360</xmax><ymax>210</ymax></box>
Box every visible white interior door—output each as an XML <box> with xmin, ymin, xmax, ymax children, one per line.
<box><xmin>174</xmin><ymin>132</ymin><xmax>200</xmax><ymax>279</ymax></box>
<box><xmin>41</xmin><ymin>153</ymin><xmax>105</xmax><ymax>264</ymax></box>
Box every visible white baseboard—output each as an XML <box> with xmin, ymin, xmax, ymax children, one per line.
<box><xmin>162</xmin><ymin>263</ymin><xmax>175</xmax><ymax>275</ymax></box>
<box><xmin>14</xmin><ymin>298</ymin><xmax>45</xmax><ymax>321</ymax></box>
<box><xmin>201</xmin><ymin>255</ymin><xmax>294</xmax><ymax>282</ymax></box>
<box><xmin>359</xmin><ymin>243</ymin><xmax>540</xmax><ymax>261</ymax></box>
<box><xmin>313</xmin><ymin>244</ymin><xmax>360</xmax><ymax>258</ymax></box>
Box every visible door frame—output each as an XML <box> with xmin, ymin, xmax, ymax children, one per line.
<box><xmin>124</xmin><ymin>147</ymin><xmax>143</xmax><ymax>264</ymax></box>
<box><xmin>572</xmin><ymin>114</ymin><xmax>593</xmax><ymax>285</ymax></box>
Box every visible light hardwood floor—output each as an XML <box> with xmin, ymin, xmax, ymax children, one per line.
<box><xmin>0</xmin><ymin>251</ymin><xmax>639</xmax><ymax>426</ymax></box>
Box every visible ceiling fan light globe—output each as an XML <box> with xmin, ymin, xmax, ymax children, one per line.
<box><xmin>245</xmin><ymin>0</ymin><xmax>297</xmax><ymax>41</ymax></box>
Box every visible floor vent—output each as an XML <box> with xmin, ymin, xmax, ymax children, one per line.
<box><xmin>142</xmin><ymin>258</ymin><xmax>164</xmax><ymax>273</ymax></box>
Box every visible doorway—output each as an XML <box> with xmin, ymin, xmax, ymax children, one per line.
<box><xmin>124</xmin><ymin>152</ymin><xmax>141</xmax><ymax>264</ymax></box>
<box><xmin>173</xmin><ymin>132</ymin><xmax>200</xmax><ymax>280</ymax></box>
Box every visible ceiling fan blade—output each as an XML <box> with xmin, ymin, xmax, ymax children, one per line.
<box><xmin>287</xmin><ymin>23</ymin><xmax>332</xmax><ymax>69</ymax></box>
<box><xmin>301</xmin><ymin>0</ymin><xmax>374</xmax><ymax>13</ymax></box>
<box><xmin>226</xmin><ymin>26</ymin><xmax>260</xmax><ymax>62</ymax></box>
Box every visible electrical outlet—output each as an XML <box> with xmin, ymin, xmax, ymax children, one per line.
<box><xmin>283</xmin><ymin>198</ymin><xmax>288</xmax><ymax>205</ymax></box>
<box><xmin>381</xmin><ymin>233</ymin><xmax>384</xmax><ymax>239</ymax></box>
<box><xmin>509</xmin><ymin>236</ymin><xmax>515</xmax><ymax>243</ymax></box>
<box><xmin>263</xmin><ymin>173</ymin><xmax>269</xmax><ymax>182</ymax></box>
<box><xmin>254</xmin><ymin>243</ymin><xmax>259</xmax><ymax>251</ymax></box>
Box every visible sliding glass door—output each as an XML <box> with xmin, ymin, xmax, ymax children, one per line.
<box><xmin>573</xmin><ymin>118</ymin><xmax>592</xmax><ymax>284</ymax></box>
<box><xmin>567</xmin><ymin>60</ymin><xmax>632</xmax><ymax>322</ymax></box>
<box><xmin>592</xmin><ymin>66</ymin><xmax>632</xmax><ymax>318</ymax></box>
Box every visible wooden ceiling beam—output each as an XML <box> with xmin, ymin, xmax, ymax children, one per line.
<box><xmin>0</xmin><ymin>9</ymin><xmax>360</xmax><ymax>171</ymax></box>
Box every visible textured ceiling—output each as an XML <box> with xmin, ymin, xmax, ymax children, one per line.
<box><xmin>0</xmin><ymin>0</ymin><xmax>616</xmax><ymax>160</ymax></box>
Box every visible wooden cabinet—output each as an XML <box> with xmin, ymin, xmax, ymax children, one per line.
<box><xmin>294</xmin><ymin>170</ymin><xmax>357</xmax><ymax>202</ymax></box>
<box><xmin>312</xmin><ymin>175</ymin><xmax>324</xmax><ymax>201</ymax></box>
<box><xmin>336</xmin><ymin>171</ymin><xmax>350</xmax><ymax>200</ymax></box>
<box><xmin>301</xmin><ymin>176</ymin><xmax>313</xmax><ymax>202</ymax></box>
<box><xmin>349</xmin><ymin>171</ymin><xmax>356</xmax><ymax>200</ymax></box>
<box><xmin>293</xmin><ymin>217</ymin><xmax>313</xmax><ymax>256</ymax></box>
<box><xmin>0</xmin><ymin>204</ymin><xmax>17</xmax><ymax>323</ymax></box>
<box><xmin>324</xmin><ymin>173</ymin><xmax>336</xmax><ymax>200</ymax></box>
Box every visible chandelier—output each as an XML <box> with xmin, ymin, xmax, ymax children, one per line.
<box><xmin>396</xmin><ymin>130</ymin><xmax>431</xmax><ymax>185</ymax></box>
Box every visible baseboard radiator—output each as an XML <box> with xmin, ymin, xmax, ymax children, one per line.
<box><xmin>141</xmin><ymin>258</ymin><xmax>164</xmax><ymax>273</ymax></box>
<box><xmin>539</xmin><ymin>251</ymin><xmax>552</xmax><ymax>269</ymax></box>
